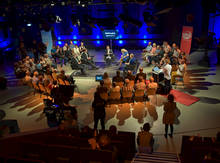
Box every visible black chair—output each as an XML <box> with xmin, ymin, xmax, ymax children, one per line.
<box><xmin>80</xmin><ymin>147</ymin><xmax>115</xmax><ymax>163</ymax></box>
<box><xmin>46</xmin><ymin>145</ymin><xmax>80</xmax><ymax>163</ymax></box>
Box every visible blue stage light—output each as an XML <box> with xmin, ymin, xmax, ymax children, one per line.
<box><xmin>143</xmin><ymin>35</ymin><xmax>147</xmax><ymax>44</ymax></box>
<box><xmin>58</xmin><ymin>36</ymin><xmax>61</xmax><ymax>40</ymax></box>
<box><xmin>58</xmin><ymin>41</ymin><xmax>62</xmax><ymax>45</ymax></box>
<box><xmin>119</xmin><ymin>40</ymin><xmax>123</xmax><ymax>44</ymax></box>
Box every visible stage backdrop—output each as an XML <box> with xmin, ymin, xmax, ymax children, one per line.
<box><xmin>41</xmin><ymin>30</ymin><xmax>53</xmax><ymax>55</ymax></box>
<box><xmin>180</xmin><ymin>26</ymin><xmax>193</xmax><ymax>55</ymax></box>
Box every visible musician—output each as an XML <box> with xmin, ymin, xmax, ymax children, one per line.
<box><xmin>120</xmin><ymin>49</ymin><xmax>129</xmax><ymax>66</ymax></box>
<box><xmin>81</xmin><ymin>49</ymin><xmax>98</xmax><ymax>69</ymax></box>
<box><xmin>104</xmin><ymin>45</ymin><xmax>115</xmax><ymax>66</ymax></box>
<box><xmin>70</xmin><ymin>53</ymin><xmax>86</xmax><ymax>75</ymax></box>
<box><xmin>124</xmin><ymin>53</ymin><xmax>137</xmax><ymax>73</ymax></box>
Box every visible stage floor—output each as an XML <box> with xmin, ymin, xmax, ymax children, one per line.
<box><xmin>1</xmin><ymin>49</ymin><xmax>220</xmax><ymax>154</ymax></box>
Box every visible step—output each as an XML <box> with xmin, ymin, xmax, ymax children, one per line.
<box><xmin>133</xmin><ymin>152</ymin><xmax>180</xmax><ymax>163</ymax></box>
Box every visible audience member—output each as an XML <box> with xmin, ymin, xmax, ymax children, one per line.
<box><xmin>135</xmin><ymin>67</ymin><xmax>146</xmax><ymax>82</ymax></box>
<box><xmin>163</xmin><ymin>94</ymin><xmax>176</xmax><ymax>138</ymax></box>
<box><xmin>92</xmin><ymin>92</ymin><xmax>107</xmax><ymax>130</ymax></box>
<box><xmin>112</xmin><ymin>70</ymin><xmax>124</xmax><ymax>83</ymax></box>
<box><xmin>135</xmin><ymin>76</ymin><xmax>146</xmax><ymax>91</ymax></box>
<box><xmin>137</xmin><ymin>123</ymin><xmax>154</xmax><ymax>153</ymax></box>
<box><xmin>103</xmin><ymin>72</ymin><xmax>112</xmax><ymax>90</ymax></box>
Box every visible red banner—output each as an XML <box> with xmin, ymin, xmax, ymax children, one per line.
<box><xmin>180</xmin><ymin>26</ymin><xmax>193</xmax><ymax>55</ymax></box>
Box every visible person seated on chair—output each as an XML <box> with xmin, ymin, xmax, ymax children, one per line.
<box><xmin>119</xmin><ymin>49</ymin><xmax>129</xmax><ymax>67</ymax></box>
<box><xmin>104</xmin><ymin>45</ymin><xmax>115</xmax><ymax>66</ymax></box>
<box><xmin>70</xmin><ymin>53</ymin><xmax>86</xmax><ymax>75</ymax></box>
<box><xmin>137</xmin><ymin>123</ymin><xmax>154</xmax><ymax>153</ymax></box>
<box><xmin>112</xmin><ymin>70</ymin><xmax>124</xmax><ymax>83</ymax></box>
<box><xmin>147</xmin><ymin>77</ymin><xmax>158</xmax><ymax>90</ymax></box>
<box><xmin>135</xmin><ymin>67</ymin><xmax>146</xmax><ymax>83</ymax></box>
<box><xmin>81</xmin><ymin>49</ymin><xmax>98</xmax><ymax>69</ymax></box>
<box><xmin>103</xmin><ymin>72</ymin><xmax>112</xmax><ymax>90</ymax></box>
<box><xmin>142</xmin><ymin>42</ymin><xmax>152</xmax><ymax>55</ymax></box>
<box><xmin>79</xmin><ymin>41</ymin><xmax>87</xmax><ymax>53</ymax></box>
<box><xmin>73</xmin><ymin>44</ymin><xmax>81</xmax><ymax>61</ymax></box>
<box><xmin>24</xmin><ymin>71</ymin><xmax>32</xmax><ymax>84</ymax></box>
<box><xmin>97</xmin><ymin>80</ymin><xmax>108</xmax><ymax>101</ymax></box>
<box><xmin>171</xmin><ymin>59</ymin><xmax>186</xmax><ymax>85</ymax></box>
<box><xmin>135</xmin><ymin>76</ymin><xmax>146</xmax><ymax>91</ymax></box>
<box><xmin>57</xmin><ymin>69</ymin><xmax>67</xmax><ymax>81</ymax></box>
<box><xmin>110</xmin><ymin>82</ymin><xmax>120</xmax><ymax>93</ymax></box>
<box><xmin>32</xmin><ymin>71</ymin><xmax>39</xmax><ymax>84</ymax></box>
<box><xmin>123</xmin><ymin>53</ymin><xmax>137</xmax><ymax>73</ymax></box>
<box><xmin>125</xmin><ymin>70</ymin><xmax>135</xmax><ymax>81</ymax></box>
<box><xmin>122</xmin><ymin>78</ymin><xmax>133</xmax><ymax>92</ymax></box>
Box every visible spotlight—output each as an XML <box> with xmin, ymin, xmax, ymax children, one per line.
<box><xmin>82</xmin><ymin>4</ymin><xmax>85</xmax><ymax>7</ymax></box>
<box><xmin>27</xmin><ymin>23</ymin><xmax>32</xmax><ymax>27</ymax></box>
<box><xmin>78</xmin><ymin>1</ymin><xmax>81</xmax><ymax>4</ymax></box>
<box><xmin>51</xmin><ymin>1</ymin><xmax>55</xmax><ymax>6</ymax></box>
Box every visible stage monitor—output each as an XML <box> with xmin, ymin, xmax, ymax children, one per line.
<box><xmin>95</xmin><ymin>75</ymin><xmax>103</xmax><ymax>81</ymax></box>
<box><xmin>102</xmin><ymin>30</ymin><xmax>118</xmax><ymax>39</ymax></box>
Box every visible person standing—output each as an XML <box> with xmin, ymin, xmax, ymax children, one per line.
<box><xmin>163</xmin><ymin>94</ymin><xmax>176</xmax><ymax>138</ymax></box>
<box><xmin>163</xmin><ymin>59</ymin><xmax>172</xmax><ymax>94</ymax></box>
<box><xmin>92</xmin><ymin>92</ymin><xmax>106</xmax><ymax>130</ymax></box>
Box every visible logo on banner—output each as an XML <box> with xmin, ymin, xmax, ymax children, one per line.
<box><xmin>182</xmin><ymin>31</ymin><xmax>192</xmax><ymax>40</ymax></box>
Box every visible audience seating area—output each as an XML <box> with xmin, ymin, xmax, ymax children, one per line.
<box><xmin>0</xmin><ymin>127</ymin><xmax>136</xmax><ymax>163</ymax></box>
<box><xmin>180</xmin><ymin>135</ymin><xmax>220</xmax><ymax>163</ymax></box>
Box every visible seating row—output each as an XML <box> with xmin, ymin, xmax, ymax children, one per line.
<box><xmin>0</xmin><ymin>141</ymin><xmax>115</xmax><ymax>163</ymax></box>
<box><xmin>181</xmin><ymin>135</ymin><xmax>220</xmax><ymax>163</ymax></box>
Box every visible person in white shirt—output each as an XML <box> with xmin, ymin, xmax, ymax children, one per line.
<box><xmin>163</xmin><ymin>59</ymin><xmax>172</xmax><ymax>93</ymax></box>
<box><xmin>73</xmin><ymin>45</ymin><xmax>81</xmax><ymax>60</ymax></box>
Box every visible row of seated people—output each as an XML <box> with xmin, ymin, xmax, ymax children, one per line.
<box><xmin>0</xmin><ymin>124</ymin><xmax>136</xmax><ymax>162</ymax></box>
<box><xmin>97</xmin><ymin>70</ymin><xmax>158</xmax><ymax>102</ymax></box>
<box><xmin>22</xmin><ymin>65</ymin><xmax>74</xmax><ymax>97</ymax></box>
<box><xmin>181</xmin><ymin>132</ymin><xmax>220</xmax><ymax>163</ymax></box>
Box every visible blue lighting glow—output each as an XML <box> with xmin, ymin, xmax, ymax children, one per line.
<box><xmin>119</xmin><ymin>40</ymin><xmax>123</xmax><ymax>44</ymax></box>
<box><xmin>0</xmin><ymin>40</ymin><xmax>10</xmax><ymax>48</ymax></box>
<box><xmin>73</xmin><ymin>35</ymin><xmax>77</xmax><ymax>44</ymax></box>
<box><xmin>58</xmin><ymin>36</ymin><xmax>61</xmax><ymax>40</ymax></box>
<box><xmin>115</xmin><ymin>21</ymin><xmax>125</xmax><ymax>46</ymax></box>
<box><xmin>96</xmin><ymin>35</ymin><xmax>101</xmax><ymax>45</ymax></box>
<box><xmin>143</xmin><ymin>35</ymin><xmax>147</xmax><ymax>44</ymax></box>
<box><xmin>58</xmin><ymin>41</ymin><xmax>62</xmax><ymax>45</ymax></box>
<box><xmin>139</xmin><ymin>23</ymin><xmax>149</xmax><ymax>45</ymax></box>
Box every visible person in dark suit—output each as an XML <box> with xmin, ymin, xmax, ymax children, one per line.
<box><xmin>70</xmin><ymin>53</ymin><xmax>86</xmax><ymax>75</ymax></box>
<box><xmin>124</xmin><ymin>53</ymin><xmax>137</xmax><ymax>73</ymax></box>
<box><xmin>125</xmin><ymin>70</ymin><xmax>135</xmax><ymax>81</ymax></box>
<box><xmin>104</xmin><ymin>45</ymin><xmax>115</xmax><ymax>66</ymax></box>
<box><xmin>135</xmin><ymin>67</ymin><xmax>146</xmax><ymax>82</ymax></box>
<box><xmin>112</xmin><ymin>70</ymin><xmax>124</xmax><ymax>83</ymax></box>
<box><xmin>81</xmin><ymin>49</ymin><xmax>98</xmax><ymax>69</ymax></box>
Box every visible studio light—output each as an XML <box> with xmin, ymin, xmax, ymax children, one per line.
<box><xmin>27</xmin><ymin>23</ymin><xmax>32</xmax><ymax>27</ymax></box>
<box><xmin>51</xmin><ymin>1</ymin><xmax>55</xmax><ymax>6</ymax></box>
